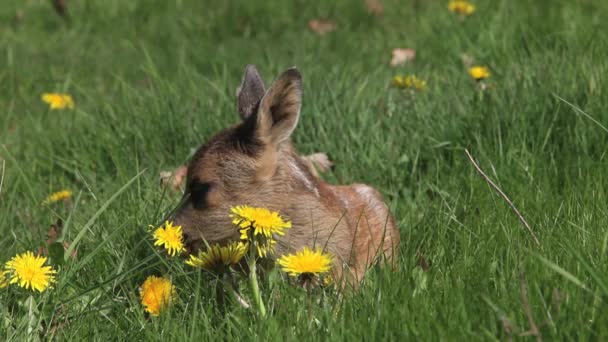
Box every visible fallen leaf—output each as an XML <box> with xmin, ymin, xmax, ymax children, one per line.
<box><xmin>160</xmin><ymin>165</ymin><xmax>188</xmax><ymax>192</ymax></box>
<box><xmin>308</xmin><ymin>19</ymin><xmax>337</xmax><ymax>35</ymax></box>
<box><xmin>460</xmin><ymin>53</ymin><xmax>474</xmax><ymax>68</ymax></box>
<box><xmin>390</xmin><ymin>48</ymin><xmax>416</xmax><ymax>67</ymax></box>
<box><xmin>47</xmin><ymin>218</ymin><xmax>62</xmax><ymax>243</ymax></box>
<box><xmin>365</xmin><ymin>0</ymin><xmax>384</xmax><ymax>15</ymax></box>
<box><xmin>416</xmin><ymin>250</ymin><xmax>431</xmax><ymax>271</ymax></box>
<box><xmin>37</xmin><ymin>219</ymin><xmax>77</xmax><ymax>260</ymax></box>
<box><xmin>52</xmin><ymin>0</ymin><xmax>68</xmax><ymax>18</ymax></box>
<box><xmin>15</xmin><ymin>10</ymin><xmax>24</xmax><ymax>24</ymax></box>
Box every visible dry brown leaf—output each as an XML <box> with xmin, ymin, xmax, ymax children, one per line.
<box><xmin>365</xmin><ymin>0</ymin><xmax>384</xmax><ymax>15</ymax></box>
<box><xmin>416</xmin><ymin>250</ymin><xmax>431</xmax><ymax>271</ymax></box>
<box><xmin>38</xmin><ymin>219</ymin><xmax>77</xmax><ymax>259</ymax></box>
<box><xmin>160</xmin><ymin>165</ymin><xmax>188</xmax><ymax>192</ymax></box>
<box><xmin>390</xmin><ymin>48</ymin><xmax>416</xmax><ymax>67</ymax></box>
<box><xmin>52</xmin><ymin>0</ymin><xmax>68</xmax><ymax>17</ymax></box>
<box><xmin>461</xmin><ymin>53</ymin><xmax>474</xmax><ymax>67</ymax></box>
<box><xmin>15</xmin><ymin>10</ymin><xmax>24</xmax><ymax>23</ymax></box>
<box><xmin>308</xmin><ymin>19</ymin><xmax>337</xmax><ymax>35</ymax></box>
<box><xmin>47</xmin><ymin>219</ymin><xmax>62</xmax><ymax>243</ymax></box>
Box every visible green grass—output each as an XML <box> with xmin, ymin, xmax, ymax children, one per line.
<box><xmin>2</xmin><ymin>0</ymin><xmax>608</xmax><ymax>339</ymax></box>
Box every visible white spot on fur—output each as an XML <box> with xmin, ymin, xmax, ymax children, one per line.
<box><xmin>354</xmin><ymin>185</ymin><xmax>375</xmax><ymax>203</ymax></box>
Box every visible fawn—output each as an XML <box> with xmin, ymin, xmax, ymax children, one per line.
<box><xmin>171</xmin><ymin>65</ymin><xmax>399</xmax><ymax>284</ymax></box>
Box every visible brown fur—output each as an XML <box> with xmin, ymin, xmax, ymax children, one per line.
<box><xmin>171</xmin><ymin>66</ymin><xmax>399</xmax><ymax>285</ymax></box>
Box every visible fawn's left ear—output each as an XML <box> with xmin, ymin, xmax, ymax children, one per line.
<box><xmin>237</xmin><ymin>65</ymin><xmax>266</xmax><ymax>120</ymax></box>
<box><xmin>255</xmin><ymin>67</ymin><xmax>302</xmax><ymax>145</ymax></box>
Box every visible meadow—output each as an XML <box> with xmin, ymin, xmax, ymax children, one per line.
<box><xmin>1</xmin><ymin>0</ymin><xmax>608</xmax><ymax>340</ymax></box>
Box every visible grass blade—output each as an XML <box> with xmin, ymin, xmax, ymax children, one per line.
<box><xmin>64</xmin><ymin>169</ymin><xmax>146</xmax><ymax>259</ymax></box>
<box><xmin>533</xmin><ymin>253</ymin><xmax>589</xmax><ymax>292</ymax></box>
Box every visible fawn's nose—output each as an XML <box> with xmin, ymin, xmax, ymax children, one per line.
<box><xmin>182</xmin><ymin>233</ymin><xmax>190</xmax><ymax>243</ymax></box>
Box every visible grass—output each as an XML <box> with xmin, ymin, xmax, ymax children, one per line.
<box><xmin>1</xmin><ymin>0</ymin><xmax>608</xmax><ymax>339</ymax></box>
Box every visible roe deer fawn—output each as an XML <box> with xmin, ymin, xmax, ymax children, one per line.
<box><xmin>171</xmin><ymin>65</ymin><xmax>399</xmax><ymax>285</ymax></box>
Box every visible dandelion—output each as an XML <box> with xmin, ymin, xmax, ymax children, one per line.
<box><xmin>391</xmin><ymin>75</ymin><xmax>427</xmax><ymax>91</ymax></box>
<box><xmin>391</xmin><ymin>76</ymin><xmax>404</xmax><ymax>89</ymax></box>
<box><xmin>41</xmin><ymin>93</ymin><xmax>75</xmax><ymax>110</ymax></box>
<box><xmin>139</xmin><ymin>275</ymin><xmax>176</xmax><ymax>316</ymax></box>
<box><xmin>278</xmin><ymin>247</ymin><xmax>333</xmax><ymax>277</ymax></box>
<box><xmin>468</xmin><ymin>66</ymin><xmax>491</xmax><ymax>81</ymax></box>
<box><xmin>186</xmin><ymin>241</ymin><xmax>248</xmax><ymax>272</ymax></box>
<box><xmin>322</xmin><ymin>274</ymin><xmax>333</xmax><ymax>287</ymax></box>
<box><xmin>254</xmin><ymin>239</ymin><xmax>277</xmax><ymax>258</ymax></box>
<box><xmin>0</xmin><ymin>270</ymin><xmax>8</xmax><ymax>289</ymax></box>
<box><xmin>230</xmin><ymin>206</ymin><xmax>292</xmax><ymax>238</ymax></box>
<box><xmin>42</xmin><ymin>189</ymin><xmax>72</xmax><ymax>205</ymax></box>
<box><xmin>230</xmin><ymin>206</ymin><xmax>291</xmax><ymax>317</ymax></box>
<box><xmin>448</xmin><ymin>1</ymin><xmax>475</xmax><ymax>15</ymax></box>
<box><xmin>4</xmin><ymin>251</ymin><xmax>57</xmax><ymax>292</ymax></box>
<box><xmin>230</xmin><ymin>206</ymin><xmax>291</xmax><ymax>257</ymax></box>
<box><xmin>152</xmin><ymin>221</ymin><xmax>185</xmax><ymax>256</ymax></box>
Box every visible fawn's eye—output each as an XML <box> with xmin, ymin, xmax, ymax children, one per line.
<box><xmin>190</xmin><ymin>181</ymin><xmax>213</xmax><ymax>209</ymax></box>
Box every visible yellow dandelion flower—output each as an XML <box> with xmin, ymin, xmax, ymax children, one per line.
<box><xmin>0</xmin><ymin>270</ymin><xmax>8</xmax><ymax>289</ymax></box>
<box><xmin>468</xmin><ymin>66</ymin><xmax>491</xmax><ymax>81</ymax></box>
<box><xmin>391</xmin><ymin>75</ymin><xmax>426</xmax><ymax>91</ymax></box>
<box><xmin>404</xmin><ymin>75</ymin><xmax>427</xmax><ymax>91</ymax></box>
<box><xmin>278</xmin><ymin>247</ymin><xmax>333</xmax><ymax>277</ymax></box>
<box><xmin>448</xmin><ymin>1</ymin><xmax>475</xmax><ymax>15</ymax></box>
<box><xmin>4</xmin><ymin>251</ymin><xmax>57</xmax><ymax>292</ymax></box>
<box><xmin>186</xmin><ymin>241</ymin><xmax>248</xmax><ymax>272</ymax></box>
<box><xmin>322</xmin><ymin>274</ymin><xmax>333</xmax><ymax>287</ymax></box>
<box><xmin>230</xmin><ymin>206</ymin><xmax>292</xmax><ymax>239</ymax></box>
<box><xmin>152</xmin><ymin>221</ymin><xmax>185</xmax><ymax>256</ymax></box>
<box><xmin>41</xmin><ymin>93</ymin><xmax>75</xmax><ymax>110</ymax></box>
<box><xmin>139</xmin><ymin>275</ymin><xmax>176</xmax><ymax>316</ymax></box>
<box><xmin>42</xmin><ymin>189</ymin><xmax>72</xmax><ymax>205</ymax></box>
<box><xmin>251</xmin><ymin>238</ymin><xmax>278</xmax><ymax>258</ymax></box>
<box><xmin>391</xmin><ymin>75</ymin><xmax>405</xmax><ymax>88</ymax></box>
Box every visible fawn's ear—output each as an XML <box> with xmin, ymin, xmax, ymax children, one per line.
<box><xmin>255</xmin><ymin>67</ymin><xmax>302</xmax><ymax>145</ymax></box>
<box><xmin>237</xmin><ymin>65</ymin><xmax>266</xmax><ymax>120</ymax></box>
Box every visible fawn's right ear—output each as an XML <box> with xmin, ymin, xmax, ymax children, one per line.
<box><xmin>254</xmin><ymin>67</ymin><xmax>302</xmax><ymax>146</ymax></box>
<box><xmin>237</xmin><ymin>65</ymin><xmax>266</xmax><ymax>120</ymax></box>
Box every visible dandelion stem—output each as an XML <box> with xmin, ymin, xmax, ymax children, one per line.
<box><xmin>248</xmin><ymin>252</ymin><xmax>266</xmax><ymax>318</ymax></box>
<box><xmin>216</xmin><ymin>275</ymin><xmax>226</xmax><ymax>312</ymax></box>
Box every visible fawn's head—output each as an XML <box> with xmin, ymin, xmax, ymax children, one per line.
<box><xmin>172</xmin><ymin>65</ymin><xmax>304</xmax><ymax>251</ymax></box>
